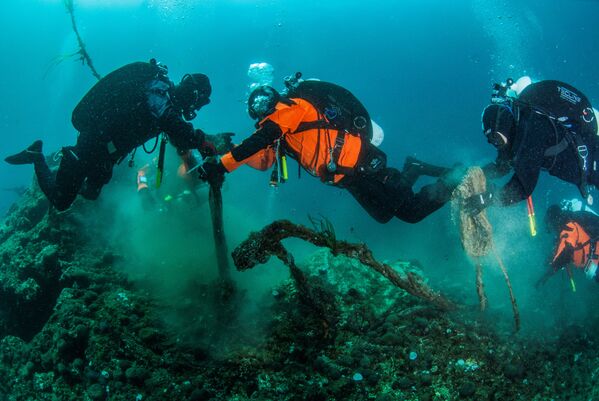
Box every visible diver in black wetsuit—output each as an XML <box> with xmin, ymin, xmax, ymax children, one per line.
<box><xmin>464</xmin><ymin>79</ymin><xmax>599</xmax><ymax>215</ymax></box>
<box><xmin>5</xmin><ymin>59</ymin><xmax>233</xmax><ymax>211</ymax></box>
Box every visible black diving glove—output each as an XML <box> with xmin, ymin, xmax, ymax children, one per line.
<box><xmin>205</xmin><ymin>132</ymin><xmax>235</xmax><ymax>155</ymax></box>
<box><xmin>462</xmin><ymin>185</ymin><xmax>496</xmax><ymax>216</ymax></box>
<box><xmin>198</xmin><ymin>156</ymin><xmax>226</xmax><ymax>187</ymax></box>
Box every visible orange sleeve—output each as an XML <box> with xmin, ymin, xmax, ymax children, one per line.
<box><xmin>221</xmin><ymin>147</ymin><xmax>276</xmax><ymax>172</ymax></box>
<box><xmin>244</xmin><ymin>148</ymin><xmax>276</xmax><ymax>171</ymax></box>
<box><xmin>221</xmin><ymin>152</ymin><xmax>244</xmax><ymax>172</ymax></box>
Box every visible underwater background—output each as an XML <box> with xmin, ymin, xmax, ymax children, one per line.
<box><xmin>1</xmin><ymin>0</ymin><xmax>599</xmax><ymax>400</ymax></box>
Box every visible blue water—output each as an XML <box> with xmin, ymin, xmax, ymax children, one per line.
<box><xmin>1</xmin><ymin>0</ymin><xmax>599</xmax><ymax>329</ymax></box>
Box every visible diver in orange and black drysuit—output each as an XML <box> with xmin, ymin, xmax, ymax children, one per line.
<box><xmin>538</xmin><ymin>204</ymin><xmax>599</xmax><ymax>286</ymax></box>
<box><xmin>200</xmin><ymin>85</ymin><xmax>465</xmax><ymax>223</ymax></box>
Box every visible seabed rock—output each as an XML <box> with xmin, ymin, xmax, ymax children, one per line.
<box><xmin>0</xmin><ymin>186</ymin><xmax>597</xmax><ymax>400</ymax></box>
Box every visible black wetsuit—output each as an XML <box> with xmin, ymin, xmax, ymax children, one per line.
<box><xmin>485</xmin><ymin>80</ymin><xmax>598</xmax><ymax>205</ymax></box>
<box><xmin>34</xmin><ymin>61</ymin><xmax>206</xmax><ymax>211</ymax></box>
<box><xmin>343</xmin><ymin>143</ymin><xmax>453</xmax><ymax>223</ymax></box>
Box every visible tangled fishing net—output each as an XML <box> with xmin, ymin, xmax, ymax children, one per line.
<box><xmin>451</xmin><ymin>167</ymin><xmax>520</xmax><ymax>331</ymax></box>
<box><xmin>451</xmin><ymin>167</ymin><xmax>493</xmax><ymax>257</ymax></box>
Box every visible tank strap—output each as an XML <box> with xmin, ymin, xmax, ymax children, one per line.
<box><xmin>321</xmin><ymin>131</ymin><xmax>353</xmax><ymax>183</ymax></box>
<box><xmin>544</xmin><ymin>138</ymin><xmax>569</xmax><ymax>157</ymax></box>
<box><xmin>296</xmin><ymin>120</ymin><xmax>331</xmax><ymax>133</ymax></box>
<box><xmin>573</xmin><ymin>236</ymin><xmax>599</xmax><ymax>270</ymax></box>
<box><xmin>590</xmin><ymin>240</ymin><xmax>598</xmax><ymax>260</ymax></box>
<box><xmin>560</xmin><ymin>128</ymin><xmax>590</xmax><ymax>198</ymax></box>
<box><xmin>294</xmin><ymin>117</ymin><xmax>353</xmax><ymax>182</ymax></box>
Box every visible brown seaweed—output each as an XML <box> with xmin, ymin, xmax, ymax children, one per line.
<box><xmin>232</xmin><ymin>219</ymin><xmax>454</xmax><ymax>311</ymax></box>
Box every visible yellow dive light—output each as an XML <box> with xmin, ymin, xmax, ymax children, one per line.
<box><xmin>526</xmin><ymin>196</ymin><xmax>537</xmax><ymax>237</ymax></box>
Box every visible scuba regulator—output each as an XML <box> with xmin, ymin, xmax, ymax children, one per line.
<box><xmin>282</xmin><ymin>72</ymin><xmax>303</xmax><ymax>95</ymax></box>
<box><xmin>491</xmin><ymin>78</ymin><xmax>514</xmax><ymax>104</ymax></box>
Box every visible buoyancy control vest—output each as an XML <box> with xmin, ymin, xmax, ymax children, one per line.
<box><xmin>266</xmin><ymin>98</ymin><xmax>362</xmax><ymax>184</ymax></box>
<box><xmin>285</xmin><ymin>77</ymin><xmax>373</xmax><ymax>141</ymax></box>
<box><xmin>518</xmin><ymin>81</ymin><xmax>597</xmax><ymax>137</ymax></box>
<box><xmin>72</xmin><ymin>60</ymin><xmax>170</xmax><ymax>140</ymax></box>
<box><xmin>506</xmin><ymin>80</ymin><xmax>598</xmax><ymax>198</ymax></box>
<box><xmin>281</xmin><ymin>75</ymin><xmax>373</xmax><ymax>181</ymax></box>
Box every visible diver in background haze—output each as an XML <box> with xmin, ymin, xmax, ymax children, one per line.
<box><xmin>537</xmin><ymin>202</ymin><xmax>599</xmax><ymax>287</ymax></box>
<box><xmin>4</xmin><ymin>59</ymin><xmax>233</xmax><ymax>211</ymax></box>
<box><xmin>136</xmin><ymin>150</ymin><xmax>206</xmax><ymax>212</ymax></box>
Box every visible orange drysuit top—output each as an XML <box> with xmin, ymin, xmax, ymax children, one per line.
<box><xmin>220</xmin><ymin>98</ymin><xmax>363</xmax><ymax>184</ymax></box>
<box><xmin>552</xmin><ymin>221</ymin><xmax>598</xmax><ymax>269</ymax></box>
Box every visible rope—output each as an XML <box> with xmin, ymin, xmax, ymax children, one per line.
<box><xmin>452</xmin><ymin>167</ymin><xmax>520</xmax><ymax>331</ymax></box>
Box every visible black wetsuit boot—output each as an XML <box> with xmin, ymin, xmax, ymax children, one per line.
<box><xmin>4</xmin><ymin>140</ymin><xmax>73</xmax><ymax>211</ymax></box>
<box><xmin>4</xmin><ymin>140</ymin><xmax>44</xmax><ymax>165</ymax></box>
<box><xmin>401</xmin><ymin>156</ymin><xmax>450</xmax><ymax>187</ymax></box>
<box><xmin>12</xmin><ymin>143</ymin><xmax>87</xmax><ymax>211</ymax></box>
<box><xmin>4</xmin><ymin>140</ymin><xmax>56</xmax><ymax>202</ymax></box>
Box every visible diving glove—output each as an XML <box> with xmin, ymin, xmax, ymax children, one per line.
<box><xmin>198</xmin><ymin>156</ymin><xmax>226</xmax><ymax>187</ymax></box>
<box><xmin>463</xmin><ymin>185</ymin><xmax>496</xmax><ymax>216</ymax></box>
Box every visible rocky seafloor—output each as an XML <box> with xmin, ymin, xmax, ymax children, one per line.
<box><xmin>0</xmin><ymin>185</ymin><xmax>598</xmax><ymax>401</ymax></box>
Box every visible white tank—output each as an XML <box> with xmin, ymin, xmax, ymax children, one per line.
<box><xmin>507</xmin><ymin>76</ymin><xmax>533</xmax><ymax>97</ymax></box>
<box><xmin>370</xmin><ymin>120</ymin><xmax>384</xmax><ymax>146</ymax></box>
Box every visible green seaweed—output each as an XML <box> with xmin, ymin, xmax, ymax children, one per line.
<box><xmin>55</xmin><ymin>0</ymin><xmax>102</xmax><ymax>81</ymax></box>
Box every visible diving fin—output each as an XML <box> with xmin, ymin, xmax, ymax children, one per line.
<box><xmin>5</xmin><ymin>140</ymin><xmax>43</xmax><ymax>165</ymax></box>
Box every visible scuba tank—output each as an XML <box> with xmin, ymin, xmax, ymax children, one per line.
<box><xmin>72</xmin><ymin>60</ymin><xmax>168</xmax><ymax>134</ymax></box>
<box><xmin>283</xmin><ymin>72</ymin><xmax>374</xmax><ymax>142</ymax></box>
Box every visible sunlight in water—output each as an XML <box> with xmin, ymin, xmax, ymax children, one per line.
<box><xmin>43</xmin><ymin>0</ymin><xmax>145</xmax><ymax>7</ymax></box>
